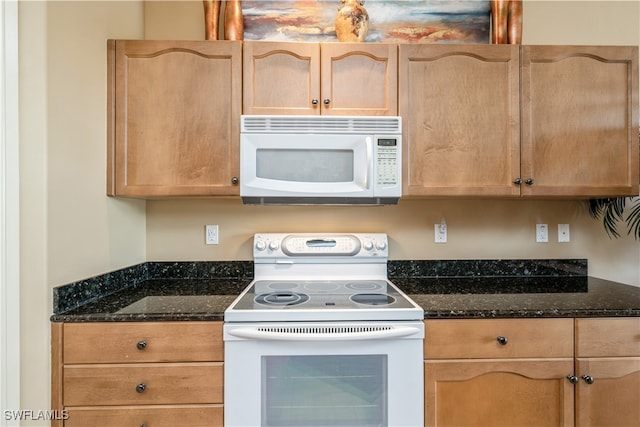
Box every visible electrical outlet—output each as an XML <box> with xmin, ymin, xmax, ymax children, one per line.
<box><xmin>434</xmin><ymin>222</ymin><xmax>447</xmax><ymax>243</ymax></box>
<box><xmin>205</xmin><ymin>225</ymin><xmax>219</xmax><ymax>245</ymax></box>
<box><xmin>558</xmin><ymin>224</ymin><xmax>570</xmax><ymax>242</ymax></box>
<box><xmin>536</xmin><ymin>224</ymin><xmax>548</xmax><ymax>243</ymax></box>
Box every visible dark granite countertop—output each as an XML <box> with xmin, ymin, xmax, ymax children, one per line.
<box><xmin>50</xmin><ymin>260</ymin><xmax>640</xmax><ymax>322</ymax></box>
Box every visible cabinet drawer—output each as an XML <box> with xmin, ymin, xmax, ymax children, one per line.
<box><xmin>425</xmin><ymin>318</ymin><xmax>574</xmax><ymax>359</ymax></box>
<box><xmin>575</xmin><ymin>317</ymin><xmax>640</xmax><ymax>357</ymax></box>
<box><xmin>64</xmin><ymin>405</ymin><xmax>223</xmax><ymax>427</ymax></box>
<box><xmin>63</xmin><ymin>363</ymin><xmax>223</xmax><ymax>406</ymax></box>
<box><xmin>63</xmin><ymin>321</ymin><xmax>223</xmax><ymax>363</ymax></box>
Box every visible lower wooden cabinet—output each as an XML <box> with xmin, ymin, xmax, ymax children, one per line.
<box><xmin>424</xmin><ymin>317</ymin><xmax>640</xmax><ymax>427</ymax></box>
<box><xmin>424</xmin><ymin>318</ymin><xmax>575</xmax><ymax>427</ymax></box>
<box><xmin>425</xmin><ymin>359</ymin><xmax>575</xmax><ymax>426</ymax></box>
<box><xmin>574</xmin><ymin>318</ymin><xmax>640</xmax><ymax>427</ymax></box>
<box><xmin>51</xmin><ymin>321</ymin><xmax>224</xmax><ymax>427</ymax></box>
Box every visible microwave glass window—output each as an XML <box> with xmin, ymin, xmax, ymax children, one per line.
<box><xmin>262</xmin><ymin>355</ymin><xmax>387</xmax><ymax>427</ymax></box>
<box><xmin>256</xmin><ymin>149</ymin><xmax>354</xmax><ymax>183</ymax></box>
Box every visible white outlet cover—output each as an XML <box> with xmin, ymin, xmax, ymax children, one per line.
<box><xmin>558</xmin><ymin>224</ymin><xmax>570</xmax><ymax>242</ymax></box>
<box><xmin>434</xmin><ymin>223</ymin><xmax>447</xmax><ymax>243</ymax></box>
<box><xmin>205</xmin><ymin>224</ymin><xmax>219</xmax><ymax>245</ymax></box>
<box><xmin>536</xmin><ymin>224</ymin><xmax>548</xmax><ymax>243</ymax></box>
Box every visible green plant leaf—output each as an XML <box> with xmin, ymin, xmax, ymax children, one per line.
<box><xmin>626</xmin><ymin>197</ymin><xmax>640</xmax><ymax>239</ymax></box>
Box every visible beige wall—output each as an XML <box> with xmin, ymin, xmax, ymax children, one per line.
<box><xmin>17</xmin><ymin>0</ymin><xmax>640</xmax><ymax>423</ymax></box>
<box><xmin>19</xmin><ymin>1</ymin><xmax>146</xmax><ymax>424</ymax></box>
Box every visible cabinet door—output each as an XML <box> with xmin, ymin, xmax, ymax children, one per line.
<box><xmin>521</xmin><ymin>46</ymin><xmax>639</xmax><ymax>197</ymax></box>
<box><xmin>243</xmin><ymin>41</ymin><xmax>320</xmax><ymax>115</ymax></box>
<box><xmin>321</xmin><ymin>43</ymin><xmax>397</xmax><ymax>116</ymax></box>
<box><xmin>107</xmin><ymin>40</ymin><xmax>242</xmax><ymax>197</ymax></box>
<box><xmin>399</xmin><ymin>45</ymin><xmax>521</xmax><ymax>196</ymax></box>
<box><xmin>424</xmin><ymin>359</ymin><xmax>575</xmax><ymax>427</ymax></box>
<box><xmin>575</xmin><ymin>357</ymin><xmax>640</xmax><ymax>427</ymax></box>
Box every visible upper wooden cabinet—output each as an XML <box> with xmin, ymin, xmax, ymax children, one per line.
<box><xmin>400</xmin><ymin>44</ymin><xmax>639</xmax><ymax>198</ymax></box>
<box><xmin>107</xmin><ymin>40</ymin><xmax>242</xmax><ymax>197</ymax></box>
<box><xmin>399</xmin><ymin>44</ymin><xmax>521</xmax><ymax>197</ymax></box>
<box><xmin>243</xmin><ymin>41</ymin><xmax>398</xmax><ymax>116</ymax></box>
<box><xmin>521</xmin><ymin>46</ymin><xmax>639</xmax><ymax>197</ymax></box>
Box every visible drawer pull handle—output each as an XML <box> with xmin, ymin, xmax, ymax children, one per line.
<box><xmin>136</xmin><ymin>340</ymin><xmax>147</xmax><ymax>350</ymax></box>
<box><xmin>136</xmin><ymin>383</ymin><xmax>147</xmax><ymax>393</ymax></box>
<box><xmin>582</xmin><ymin>375</ymin><xmax>595</xmax><ymax>385</ymax></box>
<box><xmin>567</xmin><ymin>375</ymin><xmax>579</xmax><ymax>384</ymax></box>
<box><xmin>496</xmin><ymin>336</ymin><xmax>508</xmax><ymax>345</ymax></box>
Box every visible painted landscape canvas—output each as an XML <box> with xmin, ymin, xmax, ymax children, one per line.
<box><xmin>242</xmin><ymin>0</ymin><xmax>491</xmax><ymax>43</ymax></box>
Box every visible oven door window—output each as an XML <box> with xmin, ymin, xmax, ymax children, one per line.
<box><xmin>262</xmin><ymin>354</ymin><xmax>387</xmax><ymax>427</ymax></box>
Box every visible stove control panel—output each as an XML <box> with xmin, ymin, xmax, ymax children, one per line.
<box><xmin>253</xmin><ymin>233</ymin><xmax>388</xmax><ymax>259</ymax></box>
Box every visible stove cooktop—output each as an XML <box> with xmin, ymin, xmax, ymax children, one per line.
<box><xmin>225</xmin><ymin>279</ymin><xmax>423</xmax><ymax>322</ymax></box>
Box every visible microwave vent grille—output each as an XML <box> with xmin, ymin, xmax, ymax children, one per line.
<box><xmin>241</xmin><ymin>115</ymin><xmax>401</xmax><ymax>134</ymax></box>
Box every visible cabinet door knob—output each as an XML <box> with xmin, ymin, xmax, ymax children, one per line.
<box><xmin>323</xmin><ymin>99</ymin><xmax>331</xmax><ymax>105</ymax></box>
<box><xmin>231</xmin><ymin>176</ymin><xmax>239</xmax><ymax>185</ymax></box>
<box><xmin>311</xmin><ymin>99</ymin><xmax>319</xmax><ymax>105</ymax></box>
<box><xmin>496</xmin><ymin>336</ymin><xmax>508</xmax><ymax>345</ymax></box>
<box><xmin>567</xmin><ymin>375</ymin><xmax>579</xmax><ymax>384</ymax></box>
<box><xmin>136</xmin><ymin>340</ymin><xmax>147</xmax><ymax>350</ymax></box>
<box><xmin>525</xmin><ymin>178</ymin><xmax>535</xmax><ymax>185</ymax></box>
<box><xmin>582</xmin><ymin>375</ymin><xmax>595</xmax><ymax>385</ymax></box>
<box><xmin>136</xmin><ymin>383</ymin><xmax>147</xmax><ymax>393</ymax></box>
<box><xmin>513</xmin><ymin>178</ymin><xmax>522</xmax><ymax>185</ymax></box>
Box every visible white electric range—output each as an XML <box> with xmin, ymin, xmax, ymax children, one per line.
<box><xmin>224</xmin><ymin>233</ymin><xmax>424</xmax><ymax>427</ymax></box>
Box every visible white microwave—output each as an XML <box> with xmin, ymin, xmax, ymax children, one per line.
<box><xmin>240</xmin><ymin>115</ymin><xmax>402</xmax><ymax>205</ymax></box>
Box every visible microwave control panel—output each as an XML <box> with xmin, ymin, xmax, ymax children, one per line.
<box><xmin>374</xmin><ymin>137</ymin><xmax>401</xmax><ymax>190</ymax></box>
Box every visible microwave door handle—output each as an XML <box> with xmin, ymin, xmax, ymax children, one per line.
<box><xmin>227</xmin><ymin>326</ymin><xmax>421</xmax><ymax>341</ymax></box>
<box><xmin>364</xmin><ymin>136</ymin><xmax>372</xmax><ymax>189</ymax></box>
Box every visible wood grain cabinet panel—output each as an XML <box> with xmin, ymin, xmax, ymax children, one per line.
<box><xmin>64</xmin><ymin>406</ymin><xmax>223</xmax><ymax>427</ymax></box>
<box><xmin>63</xmin><ymin>363</ymin><xmax>223</xmax><ymax>406</ymax></box>
<box><xmin>63</xmin><ymin>321</ymin><xmax>223</xmax><ymax>363</ymax></box>
<box><xmin>521</xmin><ymin>45</ymin><xmax>639</xmax><ymax>197</ymax></box>
<box><xmin>425</xmin><ymin>318</ymin><xmax>574</xmax><ymax>359</ymax></box>
<box><xmin>574</xmin><ymin>318</ymin><xmax>640</xmax><ymax>427</ymax></box>
<box><xmin>575</xmin><ymin>317</ymin><xmax>640</xmax><ymax>357</ymax></box>
<box><xmin>425</xmin><ymin>358</ymin><xmax>575</xmax><ymax>427</ymax></box>
<box><xmin>399</xmin><ymin>44</ymin><xmax>521</xmax><ymax>197</ymax></box>
<box><xmin>424</xmin><ymin>319</ymin><xmax>575</xmax><ymax>427</ymax></box>
<box><xmin>52</xmin><ymin>321</ymin><xmax>224</xmax><ymax>427</ymax></box>
<box><xmin>400</xmin><ymin>45</ymin><xmax>638</xmax><ymax>198</ymax></box>
<box><xmin>244</xmin><ymin>41</ymin><xmax>397</xmax><ymax>116</ymax></box>
<box><xmin>423</xmin><ymin>318</ymin><xmax>640</xmax><ymax>427</ymax></box>
<box><xmin>107</xmin><ymin>40</ymin><xmax>242</xmax><ymax>197</ymax></box>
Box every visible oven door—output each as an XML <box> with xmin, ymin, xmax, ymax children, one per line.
<box><xmin>224</xmin><ymin>321</ymin><xmax>424</xmax><ymax>427</ymax></box>
<box><xmin>240</xmin><ymin>133</ymin><xmax>373</xmax><ymax>199</ymax></box>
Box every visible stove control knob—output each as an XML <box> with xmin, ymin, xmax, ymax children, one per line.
<box><xmin>255</xmin><ymin>240</ymin><xmax>267</xmax><ymax>251</ymax></box>
<box><xmin>363</xmin><ymin>240</ymin><xmax>374</xmax><ymax>251</ymax></box>
<box><xmin>376</xmin><ymin>240</ymin><xmax>387</xmax><ymax>250</ymax></box>
<box><xmin>269</xmin><ymin>241</ymin><xmax>279</xmax><ymax>251</ymax></box>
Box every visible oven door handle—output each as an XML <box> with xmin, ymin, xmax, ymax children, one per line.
<box><xmin>226</xmin><ymin>326</ymin><xmax>422</xmax><ymax>341</ymax></box>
